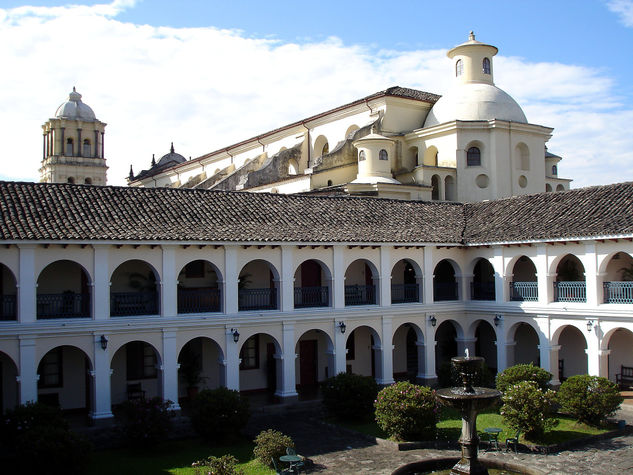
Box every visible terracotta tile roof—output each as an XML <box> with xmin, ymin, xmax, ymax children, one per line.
<box><xmin>1</xmin><ymin>181</ymin><xmax>631</xmax><ymax>245</ymax></box>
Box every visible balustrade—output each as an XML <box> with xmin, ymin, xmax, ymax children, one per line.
<box><xmin>391</xmin><ymin>283</ymin><xmax>420</xmax><ymax>304</ymax></box>
<box><xmin>294</xmin><ymin>286</ymin><xmax>329</xmax><ymax>308</ymax></box>
<box><xmin>603</xmin><ymin>281</ymin><xmax>633</xmax><ymax>304</ymax></box>
<box><xmin>434</xmin><ymin>281</ymin><xmax>458</xmax><ymax>301</ymax></box>
<box><xmin>37</xmin><ymin>292</ymin><xmax>91</xmax><ymax>319</ymax></box>
<box><xmin>471</xmin><ymin>281</ymin><xmax>495</xmax><ymax>300</ymax></box>
<box><xmin>111</xmin><ymin>291</ymin><xmax>159</xmax><ymax>316</ymax></box>
<box><xmin>177</xmin><ymin>287</ymin><xmax>221</xmax><ymax>313</ymax></box>
<box><xmin>0</xmin><ymin>295</ymin><xmax>16</xmax><ymax>320</ymax></box>
<box><xmin>509</xmin><ymin>281</ymin><xmax>538</xmax><ymax>301</ymax></box>
<box><xmin>345</xmin><ymin>284</ymin><xmax>376</xmax><ymax>306</ymax></box>
<box><xmin>238</xmin><ymin>288</ymin><xmax>277</xmax><ymax>311</ymax></box>
<box><xmin>553</xmin><ymin>281</ymin><xmax>586</xmax><ymax>303</ymax></box>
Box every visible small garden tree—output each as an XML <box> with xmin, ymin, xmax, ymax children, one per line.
<box><xmin>253</xmin><ymin>429</ymin><xmax>295</xmax><ymax>467</ymax></box>
<box><xmin>321</xmin><ymin>372</ymin><xmax>379</xmax><ymax>421</ymax></box>
<box><xmin>500</xmin><ymin>381</ymin><xmax>557</xmax><ymax>440</ymax></box>
<box><xmin>189</xmin><ymin>387</ymin><xmax>250</xmax><ymax>442</ymax></box>
<box><xmin>496</xmin><ymin>363</ymin><xmax>552</xmax><ymax>393</ymax></box>
<box><xmin>192</xmin><ymin>454</ymin><xmax>244</xmax><ymax>475</ymax></box>
<box><xmin>557</xmin><ymin>375</ymin><xmax>623</xmax><ymax>426</ymax></box>
<box><xmin>374</xmin><ymin>382</ymin><xmax>437</xmax><ymax>440</ymax></box>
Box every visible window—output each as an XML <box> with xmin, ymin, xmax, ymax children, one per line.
<box><xmin>67</xmin><ymin>177</ymin><xmax>75</xmax><ymax>184</ymax></box>
<box><xmin>483</xmin><ymin>57</ymin><xmax>491</xmax><ymax>74</ymax></box>
<box><xmin>379</xmin><ymin>149</ymin><xmax>388</xmax><ymax>161</ymax></box>
<box><xmin>345</xmin><ymin>333</ymin><xmax>355</xmax><ymax>360</ymax></box>
<box><xmin>240</xmin><ymin>335</ymin><xmax>259</xmax><ymax>370</ymax></box>
<box><xmin>84</xmin><ymin>177</ymin><xmax>92</xmax><ymax>185</ymax></box>
<box><xmin>467</xmin><ymin>147</ymin><xmax>481</xmax><ymax>167</ymax></box>
<box><xmin>358</xmin><ymin>150</ymin><xmax>366</xmax><ymax>161</ymax></box>
<box><xmin>38</xmin><ymin>348</ymin><xmax>63</xmax><ymax>388</ymax></box>
<box><xmin>127</xmin><ymin>342</ymin><xmax>157</xmax><ymax>380</ymax></box>
<box><xmin>66</xmin><ymin>138</ymin><xmax>74</xmax><ymax>156</ymax></box>
<box><xmin>321</xmin><ymin>143</ymin><xmax>329</xmax><ymax>156</ymax></box>
<box><xmin>83</xmin><ymin>139</ymin><xmax>91</xmax><ymax>157</ymax></box>
<box><xmin>456</xmin><ymin>59</ymin><xmax>463</xmax><ymax>77</ymax></box>
<box><xmin>552</xmin><ymin>165</ymin><xmax>558</xmax><ymax>176</ymax></box>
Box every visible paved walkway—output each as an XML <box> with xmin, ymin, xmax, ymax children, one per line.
<box><xmin>246</xmin><ymin>404</ymin><xmax>633</xmax><ymax>474</ymax></box>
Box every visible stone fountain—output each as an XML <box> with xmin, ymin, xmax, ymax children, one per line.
<box><xmin>434</xmin><ymin>351</ymin><xmax>502</xmax><ymax>475</ymax></box>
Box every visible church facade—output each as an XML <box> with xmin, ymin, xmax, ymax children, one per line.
<box><xmin>1</xmin><ymin>34</ymin><xmax>631</xmax><ymax>423</ymax></box>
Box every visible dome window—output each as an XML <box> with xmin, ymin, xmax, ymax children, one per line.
<box><xmin>467</xmin><ymin>147</ymin><xmax>481</xmax><ymax>167</ymax></box>
<box><xmin>379</xmin><ymin>149</ymin><xmax>388</xmax><ymax>161</ymax></box>
<box><xmin>67</xmin><ymin>177</ymin><xmax>75</xmax><ymax>184</ymax></box>
<box><xmin>483</xmin><ymin>57</ymin><xmax>491</xmax><ymax>74</ymax></box>
<box><xmin>552</xmin><ymin>165</ymin><xmax>558</xmax><ymax>176</ymax></box>
<box><xmin>455</xmin><ymin>59</ymin><xmax>463</xmax><ymax>77</ymax></box>
<box><xmin>84</xmin><ymin>177</ymin><xmax>92</xmax><ymax>185</ymax></box>
<box><xmin>359</xmin><ymin>150</ymin><xmax>366</xmax><ymax>161</ymax></box>
<box><xmin>83</xmin><ymin>139</ymin><xmax>91</xmax><ymax>157</ymax></box>
<box><xmin>66</xmin><ymin>138</ymin><xmax>74</xmax><ymax>156</ymax></box>
<box><xmin>321</xmin><ymin>142</ymin><xmax>329</xmax><ymax>156</ymax></box>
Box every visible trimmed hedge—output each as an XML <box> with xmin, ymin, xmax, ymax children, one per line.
<box><xmin>189</xmin><ymin>387</ymin><xmax>250</xmax><ymax>442</ymax></box>
<box><xmin>374</xmin><ymin>382</ymin><xmax>437</xmax><ymax>440</ymax></box>
<box><xmin>322</xmin><ymin>372</ymin><xmax>379</xmax><ymax>421</ymax></box>
<box><xmin>253</xmin><ymin>429</ymin><xmax>295</xmax><ymax>467</ymax></box>
<box><xmin>496</xmin><ymin>363</ymin><xmax>552</xmax><ymax>393</ymax></box>
<box><xmin>557</xmin><ymin>375</ymin><xmax>623</xmax><ymax>426</ymax></box>
<box><xmin>500</xmin><ymin>380</ymin><xmax>557</xmax><ymax>439</ymax></box>
<box><xmin>113</xmin><ymin>396</ymin><xmax>174</xmax><ymax>448</ymax></box>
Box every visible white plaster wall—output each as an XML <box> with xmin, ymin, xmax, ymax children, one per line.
<box><xmin>607</xmin><ymin>328</ymin><xmax>633</xmax><ymax>381</ymax></box>
<box><xmin>557</xmin><ymin>326</ymin><xmax>588</xmax><ymax>377</ymax></box>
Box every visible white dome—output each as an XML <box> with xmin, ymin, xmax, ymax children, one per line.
<box><xmin>55</xmin><ymin>88</ymin><xmax>96</xmax><ymax>121</ymax></box>
<box><xmin>423</xmin><ymin>82</ymin><xmax>526</xmax><ymax>128</ymax></box>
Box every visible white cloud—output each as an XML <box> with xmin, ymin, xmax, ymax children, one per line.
<box><xmin>0</xmin><ymin>1</ymin><xmax>631</xmax><ymax>189</ymax></box>
<box><xmin>606</xmin><ymin>0</ymin><xmax>633</xmax><ymax>27</ymax></box>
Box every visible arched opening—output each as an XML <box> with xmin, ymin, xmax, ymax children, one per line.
<box><xmin>509</xmin><ymin>256</ymin><xmax>538</xmax><ymax>301</ymax></box>
<box><xmin>423</xmin><ymin>146</ymin><xmax>438</xmax><ymax>167</ymax></box>
<box><xmin>178</xmin><ymin>337</ymin><xmax>224</xmax><ymax>403</ymax></box>
<box><xmin>607</xmin><ymin>328</ymin><xmax>633</xmax><ymax>382</ymax></box>
<box><xmin>82</xmin><ymin>139</ymin><xmax>91</xmax><ymax>157</ymax></box>
<box><xmin>406</xmin><ymin>146</ymin><xmax>419</xmax><ymax>169</ymax></box>
<box><xmin>238</xmin><ymin>260</ymin><xmax>278</xmax><ymax>311</ymax></box>
<box><xmin>287</xmin><ymin>158</ymin><xmax>299</xmax><ymax>175</ymax></box>
<box><xmin>345</xmin><ymin>326</ymin><xmax>381</xmax><ymax>380</ymax></box>
<box><xmin>511</xmin><ymin>323</ymin><xmax>540</xmax><ymax>366</ymax></box>
<box><xmin>391</xmin><ymin>259</ymin><xmax>420</xmax><ymax>304</ymax></box>
<box><xmin>313</xmin><ymin>135</ymin><xmax>329</xmax><ymax>158</ymax></box>
<box><xmin>546</xmin><ymin>183</ymin><xmax>553</xmax><ymax>192</ymax></box>
<box><xmin>177</xmin><ymin>260</ymin><xmax>221</xmax><ymax>314</ymax></box>
<box><xmin>556</xmin><ymin>184</ymin><xmax>565</xmax><ymax>192</ymax></box>
<box><xmin>67</xmin><ymin>177</ymin><xmax>75</xmax><ymax>184</ymax></box>
<box><xmin>111</xmin><ymin>341</ymin><xmax>161</xmax><ymax>405</ymax></box>
<box><xmin>556</xmin><ymin>326</ymin><xmax>587</xmax><ymax>381</ymax></box>
<box><xmin>379</xmin><ymin>149</ymin><xmax>388</xmax><ymax>161</ymax></box>
<box><xmin>344</xmin><ymin>259</ymin><xmax>377</xmax><ymax>306</ymax></box>
<box><xmin>0</xmin><ymin>351</ymin><xmax>18</xmax><ymax>414</ymax></box>
<box><xmin>434</xmin><ymin>259</ymin><xmax>458</xmax><ymax>301</ymax></box>
<box><xmin>294</xmin><ymin>260</ymin><xmax>330</xmax><ymax>308</ymax></box>
<box><xmin>444</xmin><ymin>175</ymin><xmax>456</xmax><ymax>201</ymax></box>
<box><xmin>482</xmin><ymin>57</ymin><xmax>491</xmax><ymax>74</ymax></box>
<box><xmin>466</xmin><ymin>146</ymin><xmax>481</xmax><ymax>167</ymax></box>
<box><xmin>514</xmin><ymin>143</ymin><xmax>530</xmax><ymax>171</ymax></box>
<box><xmin>37</xmin><ymin>345</ymin><xmax>92</xmax><ymax>414</ymax></box>
<box><xmin>392</xmin><ymin>323</ymin><xmax>424</xmax><ymax>382</ymax></box>
<box><xmin>456</xmin><ymin>59</ymin><xmax>463</xmax><ymax>77</ymax></box>
<box><xmin>0</xmin><ymin>264</ymin><xmax>17</xmax><ymax>321</ymax></box>
<box><xmin>110</xmin><ymin>260</ymin><xmax>160</xmax><ymax>316</ymax></box>
<box><xmin>345</xmin><ymin>124</ymin><xmax>360</xmax><ymax>139</ymax></box>
<box><xmin>603</xmin><ymin>252</ymin><xmax>633</xmax><ymax>303</ymax></box>
<box><xmin>472</xmin><ymin>258</ymin><xmax>495</xmax><ymax>300</ymax></box>
<box><xmin>66</xmin><ymin>137</ymin><xmax>74</xmax><ymax>156</ymax></box>
<box><xmin>431</xmin><ymin>175</ymin><xmax>440</xmax><ymax>200</ymax></box>
<box><xmin>84</xmin><ymin>177</ymin><xmax>92</xmax><ymax>185</ymax></box>
<box><xmin>295</xmin><ymin>330</ymin><xmax>333</xmax><ymax>399</ymax></box>
<box><xmin>435</xmin><ymin>320</ymin><xmax>458</xmax><ymax>376</ymax></box>
<box><xmin>474</xmin><ymin>321</ymin><xmax>497</xmax><ymax>374</ymax></box>
<box><xmin>554</xmin><ymin>254</ymin><xmax>586</xmax><ymax>302</ymax></box>
<box><xmin>239</xmin><ymin>333</ymin><xmax>280</xmax><ymax>401</ymax></box>
<box><xmin>37</xmin><ymin>260</ymin><xmax>91</xmax><ymax>319</ymax></box>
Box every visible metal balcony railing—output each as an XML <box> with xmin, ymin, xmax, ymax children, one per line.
<box><xmin>177</xmin><ymin>288</ymin><xmax>221</xmax><ymax>313</ymax></box>
<box><xmin>434</xmin><ymin>281</ymin><xmax>458</xmax><ymax>301</ymax></box>
<box><xmin>294</xmin><ymin>286</ymin><xmax>329</xmax><ymax>308</ymax></box>
<box><xmin>37</xmin><ymin>292</ymin><xmax>91</xmax><ymax>319</ymax></box>
<box><xmin>111</xmin><ymin>291</ymin><xmax>159</xmax><ymax>316</ymax></box>
<box><xmin>553</xmin><ymin>281</ymin><xmax>586</xmax><ymax>303</ymax></box>
<box><xmin>0</xmin><ymin>294</ymin><xmax>17</xmax><ymax>320</ymax></box>
<box><xmin>509</xmin><ymin>281</ymin><xmax>538</xmax><ymax>301</ymax></box>
<box><xmin>345</xmin><ymin>284</ymin><xmax>376</xmax><ymax>306</ymax></box>
<box><xmin>238</xmin><ymin>288</ymin><xmax>277</xmax><ymax>311</ymax></box>
<box><xmin>603</xmin><ymin>281</ymin><xmax>633</xmax><ymax>304</ymax></box>
<box><xmin>391</xmin><ymin>284</ymin><xmax>420</xmax><ymax>304</ymax></box>
<box><xmin>471</xmin><ymin>281</ymin><xmax>495</xmax><ymax>300</ymax></box>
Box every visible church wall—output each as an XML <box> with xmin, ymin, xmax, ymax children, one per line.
<box><xmin>381</xmin><ymin>98</ymin><xmax>433</xmax><ymax>134</ymax></box>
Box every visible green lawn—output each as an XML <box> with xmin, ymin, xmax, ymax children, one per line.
<box><xmin>87</xmin><ymin>438</ymin><xmax>274</xmax><ymax>475</ymax></box>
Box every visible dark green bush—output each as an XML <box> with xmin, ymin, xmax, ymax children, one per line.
<box><xmin>321</xmin><ymin>372</ymin><xmax>379</xmax><ymax>421</ymax></box>
<box><xmin>0</xmin><ymin>402</ymin><xmax>92</xmax><ymax>474</ymax></box>
<box><xmin>557</xmin><ymin>375</ymin><xmax>623</xmax><ymax>426</ymax></box>
<box><xmin>374</xmin><ymin>382</ymin><xmax>437</xmax><ymax>440</ymax></box>
<box><xmin>190</xmin><ymin>387</ymin><xmax>250</xmax><ymax>442</ymax></box>
<box><xmin>113</xmin><ymin>396</ymin><xmax>174</xmax><ymax>448</ymax></box>
<box><xmin>500</xmin><ymin>381</ymin><xmax>557</xmax><ymax>440</ymax></box>
<box><xmin>192</xmin><ymin>454</ymin><xmax>244</xmax><ymax>475</ymax></box>
<box><xmin>253</xmin><ymin>429</ymin><xmax>295</xmax><ymax>467</ymax></box>
<box><xmin>496</xmin><ymin>363</ymin><xmax>552</xmax><ymax>393</ymax></box>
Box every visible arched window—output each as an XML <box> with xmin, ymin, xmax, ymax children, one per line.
<box><xmin>467</xmin><ymin>147</ymin><xmax>481</xmax><ymax>167</ymax></box>
<box><xmin>321</xmin><ymin>143</ymin><xmax>329</xmax><ymax>156</ymax></box>
<box><xmin>456</xmin><ymin>59</ymin><xmax>463</xmax><ymax>77</ymax></box>
<box><xmin>67</xmin><ymin>177</ymin><xmax>75</xmax><ymax>184</ymax></box>
<box><xmin>84</xmin><ymin>177</ymin><xmax>92</xmax><ymax>185</ymax></box>
<box><xmin>379</xmin><ymin>149</ymin><xmax>388</xmax><ymax>161</ymax></box>
<box><xmin>358</xmin><ymin>150</ymin><xmax>366</xmax><ymax>161</ymax></box>
<box><xmin>483</xmin><ymin>57</ymin><xmax>491</xmax><ymax>74</ymax></box>
<box><xmin>66</xmin><ymin>138</ymin><xmax>74</xmax><ymax>156</ymax></box>
<box><xmin>83</xmin><ymin>139</ymin><xmax>91</xmax><ymax>157</ymax></box>
<box><xmin>552</xmin><ymin>165</ymin><xmax>558</xmax><ymax>176</ymax></box>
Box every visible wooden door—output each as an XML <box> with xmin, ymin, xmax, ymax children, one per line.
<box><xmin>299</xmin><ymin>340</ymin><xmax>318</xmax><ymax>387</ymax></box>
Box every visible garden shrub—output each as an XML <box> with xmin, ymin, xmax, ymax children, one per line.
<box><xmin>500</xmin><ymin>381</ymin><xmax>557</xmax><ymax>440</ymax></box>
<box><xmin>496</xmin><ymin>363</ymin><xmax>552</xmax><ymax>393</ymax></box>
<box><xmin>192</xmin><ymin>454</ymin><xmax>244</xmax><ymax>475</ymax></box>
<box><xmin>374</xmin><ymin>382</ymin><xmax>437</xmax><ymax>440</ymax></box>
<box><xmin>557</xmin><ymin>375</ymin><xmax>623</xmax><ymax>426</ymax></box>
<box><xmin>190</xmin><ymin>387</ymin><xmax>250</xmax><ymax>442</ymax></box>
<box><xmin>253</xmin><ymin>429</ymin><xmax>295</xmax><ymax>467</ymax></box>
<box><xmin>321</xmin><ymin>372</ymin><xmax>379</xmax><ymax>421</ymax></box>
<box><xmin>0</xmin><ymin>402</ymin><xmax>92</xmax><ymax>474</ymax></box>
<box><xmin>113</xmin><ymin>396</ymin><xmax>174</xmax><ymax>448</ymax></box>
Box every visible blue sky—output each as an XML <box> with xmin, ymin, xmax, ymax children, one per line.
<box><xmin>1</xmin><ymin>0</ymin><xmax>632</xmax><ymax>186</ymax></box>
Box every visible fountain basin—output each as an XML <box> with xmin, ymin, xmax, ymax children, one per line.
<box><xmin>392</xmin><ymin>457</ymin><xmax>544</xmax><ymax>475</ymax></box>
<box><xmin>435</xmin><ymin>387</ymin><xmax>502</xmax><ymax>412</ymax></box>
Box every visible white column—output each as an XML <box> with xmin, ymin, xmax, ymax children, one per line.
<box><xmin>332</xmin><ymin>246</ymin><xmax>345</xmax><ymax>310</ymax></box>
<box><xmin>535</xmin><ymin>244</ymin><xmax>550</xmax><ymax>304</ymax></box>
<box><xmin>161</xmin><ymin>246</ymin><xmax>177</xmax><ymax>317</ymax></box>
<box><xmin>161</xmin><ymin>330</ymin><xmax>180</xmax><ymax>409</ymax></box>
<box><xmin>458</xmin><ymin>273</ymin><xmax>473</xmax><ymax>301</ymax></box>
<box><xmin>334</xmin><ymin>321</ymin><xmax>347</xmax><ymax>375</ymax></box>
<box><xmin>224</xmin><ymin>327</ymin><xmax>240</xmax><ymax>390</ymax></box>
<box><xmin>377</xmin><ymin>316</ymin><xmax>394</xmax><ymax>385</ymax></box>
<box><xmin>415</xmin><ymin>341</ymin><xmax>426</xmax><ymax>380</ymax></box>
<box><xmin>276</xmin><ymin>322</ymin><xmax>298</xmax><ymax>398</ymax></box>
<box><xmin>504</xmin><ymin>340</ymin><xmax>516</xmax><ymax>368</ymax></box>
<box><xmin>492</xmin><ymin>248</ymin><xmax>505</xmax><ymax>302</ymax></box>
<box><xmin>584</xmin><ymin>242</ymin><xmax>599</xmax><ymax>306</ymax></box>
<box><xmin>379</xmin><ymin>247</ymin><xmax>391</xmax><ymax>307</ymax></box>
<box><xmin>423</xmin><ymin>246</ymin><xmax>434</xmax><ymax>304</ymax></box>
<box><xmin>93</xmin><ymin>246</ymin><xmax>110</xmax><ymax>320</ymax></box>
<box><xmin>280</xmin><ymin>246</ymin><xmax>294</xmax><ymax>312</ymax></box>
<box><xmin>538</xmin><ymin>344</ymin><xmax>560</xmax><ymax>384</ymax></box>
<box><xmin>91</xmin><ymin>333</ymin><xmax>113</xmax><ymax>420</ymax></box>
<box><xmin>18</xmin><ymin>337</ymin><xmax>38</xmax><ymax>404</ymax></box>
<box><xmin>495</xmin><ymin>318</ymin><xmax>507</xmax><ymax>372</ymax></box>
<box><xmin>423</xmin><ymin>317</ymin><xmax>437</xmax><ymax>381</ymax></box>
<box><xmin>598</xmin><ymin>349</ymin><xmax>611</xmax><ymax>379</ymax></box>
<box><xmin>17</xmin><ymin>245</ymin><xmax>36</xmax><ymax>323</ymax></box>
<box><xmin>586</xmin><ymin>322</ymin><xmax>601</xmax><ymax>376</ymax></box>
<box><xmin>224</xmin><ymin>247</ymin><xmax>238</xmax><ymax>314</ymax></box>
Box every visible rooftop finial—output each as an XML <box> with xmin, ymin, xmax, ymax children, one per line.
<box><xmin>469</xmin><ymin>31</ymin><xmax>475</xmax><ymax>41</ymax></box>
<box><xmin>128</xmin><ymin>164</ymin><xmax>134</xmax><ymax>180</ymax></box>
<box><xmin>170</xmin><ymin>142</ymin><xmax>175</xmax><ymax>153</ymax></box>
<box><xmin>151</xmin><ymin>154</ymin><xmax>156</xmax><ymax>167</ymax></box>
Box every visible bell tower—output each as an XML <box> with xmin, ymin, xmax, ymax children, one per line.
<box><xmin>40</xmin><ymin>87</ymin><xmax>108</xmax><ymax>185</ymax></box>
